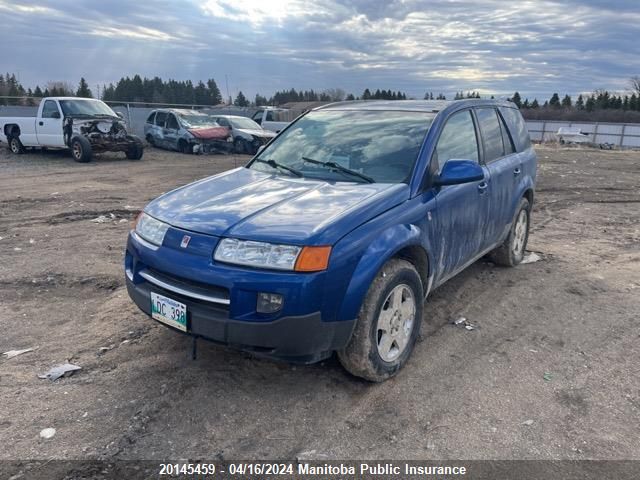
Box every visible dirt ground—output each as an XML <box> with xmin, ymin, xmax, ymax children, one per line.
<box><xmin>0</xmin><ymin>144</ymin><xmax>638</xmax><ymax>462</ymax></box>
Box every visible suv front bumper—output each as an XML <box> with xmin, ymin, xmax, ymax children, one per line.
<box><xmin>125</xmin><ymin>273</ymin><xmax>355</xmax><ymax>364</ymax></box>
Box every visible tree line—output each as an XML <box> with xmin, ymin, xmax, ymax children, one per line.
<box><xmin>3</xmin><ymin>71</ymin><xmax>640</xmax><ymax>122</ymax></box>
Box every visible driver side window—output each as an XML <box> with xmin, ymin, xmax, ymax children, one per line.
<box><xmin>42</xmin><ymin>100</ymin><xmax>60</xmax><ymax>119</ymax></box>
<box><xmin>433</xmin><ymin>110</ymin><xmax>479</xmax><ymax>173</ymax></box>
<box><xmin>166</xmin><ymin>114</ymin><xmax>179</xmax><ymax>130</ymax></box>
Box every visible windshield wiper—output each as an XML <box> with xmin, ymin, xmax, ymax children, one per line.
<box><xmin>302</xmin><ymin>157</ymin><xmax>375</xmax><ymax>183</ymax></box>
<box><xmin>254</xmin><ymin>158</ymin><xmax>303</xmax><ymax>177</ymax></box>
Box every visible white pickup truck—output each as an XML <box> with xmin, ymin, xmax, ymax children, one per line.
<box><xmin>1</xmin><ymin>97</ymin><xmax>143</xmax><ymax>162</ymax></box>
<box><xmin>249</xmin><ymin>107</ymin><xmax>292</xmax><ymax>133</ymax></box>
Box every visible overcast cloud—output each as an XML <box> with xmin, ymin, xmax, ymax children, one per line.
<box><xmin>0</xmin><ymin>0</ymin><xmax>638</xmax><ymax>100</ymax></box>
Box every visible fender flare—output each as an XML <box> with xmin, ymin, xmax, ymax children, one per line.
<box><xmin>336</xmin><ymin>223</ymin><xmax>433</xmax><ymax>322</ymax></box>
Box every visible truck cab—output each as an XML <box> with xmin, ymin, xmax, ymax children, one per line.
<box><xmin>250</xmin><ymin>107</ymin><xmax>291</xmax><ymax>133</ymax></box>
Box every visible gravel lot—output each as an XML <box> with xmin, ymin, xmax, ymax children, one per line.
<box><xmin>0</xmin><ymin>145</ymin><xmax>638</xmax><ymax>462</ymax></box>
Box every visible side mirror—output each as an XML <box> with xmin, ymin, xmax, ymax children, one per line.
<box><xmin>434</xmin><ymin>159</ymin><xmax>484</xmax><ymax>186</ymax></box>
<box><xmin>51</xmin><ymin>111</ymin><xmax>61</xmax><ymax>119</ymax></box>
<box><xmin>116</xmin><ymin>112</ymin><xmax>125</xmax><ymax>119</ymax></box>
<box><xmin>256</xmin><ymin>145</ymin><xmax>266</xmax><ymax>155</ymax></box>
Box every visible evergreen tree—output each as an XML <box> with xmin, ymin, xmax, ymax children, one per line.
<box><xmin>531</xmin><ymin>99</ymin><xmax>539</xmax><ymax>109</ymax></box>
<box><xmin>511</xmin><ymin>91</ymin><xmax>522</xmax><ymax>107</ymax></box>
<box><xmin>585</xmin><ymin>95</ymin><xmax>596</xmax><ymax>112</ymax></box>
<box><xmin>575</xmin><ymin>94</ymin><xmax>584</xmax><ymax>110</ymax></box>
<box><xmin>345</xmin><ymin>93</ymin><xmax>355</xmax><ymax>101</ymax></box>
<box><xmin>561</xmin><ymin>94</ymin><xmax>572</xmax><ymax>108</ymax></box>
<box><xmin>76</xmin><ymin>77</ymin><xmax>93</xmax><ymax>98</ymax></box>
<box><xmin>233</xmin><ymin>91</ymin><xmax>249</xmax><ymax>107</ymax></box>
<box><xmin>207</xmin><ymin>78</ymin><xmax>223</xmax><ymax>105</ymax></box>
<box><xmin>549</xmin><ymin>93</ymin><xmax>561</xmax><ymax>107</ymax></box>
<box><xmin>34</xmin><ymin>85</ymin><xmax>44</xmax><ymax>98</ymax></box>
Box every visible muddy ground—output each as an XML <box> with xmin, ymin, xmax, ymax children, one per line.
<box><xmin>0</xmin><ymin>145</ymin><xmax>638</xmax><ymax>462</ymax></box>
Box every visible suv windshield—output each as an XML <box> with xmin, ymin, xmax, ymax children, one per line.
<box><xmin>59</xmin><ymin>100</ymin><xmax>117</xmax><ymax>117</ymax></box>
<box><xmin>230</xmin><ymin>117</ymin><xmax>262</xmax><ymax>130</ymax></box>
<box><xmin>178</xmin><ymin>113</ymin><xmax>217</xmax><ymax>128</ymax></box>
<box><xmin>249</xmin><ymin>110</ymin><xmax>434</xmax><ymax>183</ymax></box>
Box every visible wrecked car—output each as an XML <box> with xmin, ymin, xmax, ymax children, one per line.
<box><xmin>1</xmin><ymin>97</ymin><xmax>143</xmax><ymax>162</ymax></box>
<box><xmin>125</xmin><ymin>99</ymin><xmax>537</xmax><ymax>382</ymax></box>
<box><xmin>210</xmin><ymin>115</ymin><xmax>276</xmax><ymax>154</ymax></box>
<box><xmin>144</xmin><ymin>109</ymin><xmax>232</xmax><ymax>154</ymax></box>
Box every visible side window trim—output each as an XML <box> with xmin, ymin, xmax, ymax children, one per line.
<box><xmin>474</xmin><ymin>107</ymin><xmax>509</xmax><ymax>164</ymax></box>
<box><xmin>496</xmin><ymin>109</ymin><xmax>516</xmax><ymax>155</ymax></box>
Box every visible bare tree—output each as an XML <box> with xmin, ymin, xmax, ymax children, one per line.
<box><xmin>630</xmin><ymin>76</ymin><xmax>640</xmax><ymax>95</ymax></box>
<box><xmin>324</xmin><ymin>88</ymin><xmax>346</xmax><ymax>102</ymax></box>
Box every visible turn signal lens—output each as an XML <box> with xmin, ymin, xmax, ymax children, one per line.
<box><xmin>294</xmin><ymin>246</ymin><xmax>332</xmax><ymax>272</ymax></box>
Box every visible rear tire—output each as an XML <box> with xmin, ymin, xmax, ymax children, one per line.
<box><xmin>338</xmin><ymin>258</ymin><xmax>423</xmax><ymax>382</ymax></box>
<box><xmin>490</xmin><ymin>197</ymin><xmax>530</xmax><ymax>267</ymax></box>
<box><xmin>70</xmin><ymin>136</ymin><xmax>92</xmax><ymax>163</ymax></box>
<box><xmin>9</xmin><ymin>136</ymin><xmax>25</xmax><ymax>154</ymax></box>
<box><xmin>126</xmin><ymin>136</ymin><xmax>144</xmax><ymax>160</ymax></box>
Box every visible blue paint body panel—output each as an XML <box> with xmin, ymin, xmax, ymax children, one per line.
<box><xmin>125</xmin><ymin>99</ymin><xmax>537</xmax><ymax>360</ymax></box>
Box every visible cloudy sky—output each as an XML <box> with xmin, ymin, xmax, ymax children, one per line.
<box><xmin>1</xmin><ymin>0</ymin><xmax>638</xmax><ymax>101</ymax></box>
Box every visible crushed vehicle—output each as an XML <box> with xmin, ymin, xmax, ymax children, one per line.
<box><xmin>125</xmin><ymin>99</ymin><xmax>537</xmax><ymax>382</ymax></box>
<box><xmin>250</xmin><ymin>107</ymin><xmax>291</xmax><ymax>133</ymax></box>
<box><xmin>144</xmin><ymin>109</ymin><xmax>232</xmax><ymax>154</ymax></box>
<box><xmin>557</xmin><ymin>127</ymin><xmax>591</xmax><ymax>144</ymax></box>
<box><xmin>1</xmin><ymin>97</ymin><xmax>143</xmax><ymax>162</ymax></box>
<box><xmin>209</xmin><ymin>115</ymin><xmax>276</xmax><ymax>154</ymax></box>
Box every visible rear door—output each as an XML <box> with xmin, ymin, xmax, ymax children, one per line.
<box><xmin>432</xmin><ymin>109</ymin><xmax>491</xmax><ymax>280</ymax></box>
<box><xmin>36</xmin><ymin>100</ymin><xmax>65</xmax><ymax>147</ymax></box>
<box><xmin>153</xmin><ymin>111</ymin><xmax>168</xmax><ymax>148</ymax></box>
<box><xmin>164</xmin><ymin>113</ymin><xmax>181</xmax><ymax>150</ymax></box>
<box><xmin>474</xmin><ymin>107</ymin><xmax>521</xmax><ymax>244</ymax></box>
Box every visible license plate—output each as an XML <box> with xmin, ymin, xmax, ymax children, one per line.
<box><xmin>150</xmin><ymin>292</ymin><xmax>187</xmax><ymax>332</ymax></box>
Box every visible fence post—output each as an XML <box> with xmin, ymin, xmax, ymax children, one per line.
<box><xmin>593</xmin><ymin>122</ymin><xmax>599</xmax><ymax>144</ymax></box>
<box><xmin>620</xmin><ymin>124</ymin><xmax>626</xmax><ymax>148</ymax></box>
<box><xmin>541</xmin><ymin>121</ymin><xmax>546</xmax><ymax>142</ymax></box>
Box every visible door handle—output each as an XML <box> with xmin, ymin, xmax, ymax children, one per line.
<box><xmin>514</xmin><ymin>167</ymin><xmax>522</xmax><ymax>175</ymax></box>
<box><xmin>478</xmin><ymin>182</ymin><xmax>488</xmax><ymax>194</ymax></box>
<box><xmin>39</xmin><ymin>121</ymin><xmax>44</xmax><ymax>126</ymax></box>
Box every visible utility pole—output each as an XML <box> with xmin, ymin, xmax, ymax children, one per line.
<box><xmin>225</xmin><ymin>75</ymin><xmax>230</xmax><ymax>105</ymax></box>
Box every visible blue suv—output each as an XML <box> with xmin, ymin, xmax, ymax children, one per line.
<box><xmin>125</xmin><ymin>99</ymin><xmax>536</xmax><ymax>381</ymax></box>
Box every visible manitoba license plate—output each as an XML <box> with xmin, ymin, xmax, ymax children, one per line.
<box><xmin>150</xmin><ymin>292</ymin><xmax>187</xmax><ymax>332</ymax></box>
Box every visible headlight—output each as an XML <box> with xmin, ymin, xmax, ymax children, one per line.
<box><xmin>214</xmin><ymin>239</ymin><xmax>332</xmax><ymax>272</ymax></box>
<box><xmin>135</xmin><ymin>212</ymin><xmax>169</xmax><ymax>246</ymax></box>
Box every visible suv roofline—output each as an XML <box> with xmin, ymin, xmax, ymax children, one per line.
<box><xmin>314</xmin><ymin>99</ymin><xmax>516</xmax><ymax>113</ymax></box>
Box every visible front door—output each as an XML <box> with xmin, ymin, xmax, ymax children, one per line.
<box><xmin>431</xmin><ymin>109</ymin><xmax>491</xmax><ymax>282</ymax></box>
<box><xmin>36</xmin><ymin>100</ymin><xmax>65</xmax><ymax>147</ymax></box>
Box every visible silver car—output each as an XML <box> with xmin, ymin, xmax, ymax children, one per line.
<box><xmin>144</xmin><ymin>109</ymin><xmax>232</xmax><ymax>154</ymax></box>
<box><xmin>210</xmin><ymin>115</ymin><xmax>276</xmax><ymax>154</ymax></box>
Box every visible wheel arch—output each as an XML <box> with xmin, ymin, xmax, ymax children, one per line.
<box><xmin>334</xmin><ymin>223</ymin><xmax>433</xmax><ymax>322</ymax></box>
<box><xmin>4</xmin><ymin>123</ymin><xmax>20</xmax><ymax>137</ymax></box>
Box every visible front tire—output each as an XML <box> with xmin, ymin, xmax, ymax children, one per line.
<box><xmin>9</xmin><ymin>136</ymin><xmax>25</xmax><ymax>154</ymax></box>
<box><xmin>70</xmin><ymin>136</ymin><xmax>92</xmax><ymax>163</ymax></box>
<box><xmin>338</xmin><ymin>258</ymin><xmax>423</xmax><ymax>382</ymax></box>
<box><xmin>125</xmin><ymin>136</ymin><xmax>144</xmax><ymax>160</ymax></box>
<box><xmin>490</xmin><ymin>197</ymin><xmax>531</xmax><ymax>267</ymax></box>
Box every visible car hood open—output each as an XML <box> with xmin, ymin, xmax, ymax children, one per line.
<box><xmin>144</xmin><ymin>167</ymin><xmax>409</xmax><ymax>245</ymax></box>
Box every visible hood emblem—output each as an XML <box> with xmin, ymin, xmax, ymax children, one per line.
<box><xmin>180</xmin><ymin>235</ymin><xmax>191</xmax><ymax>248</ymax></box>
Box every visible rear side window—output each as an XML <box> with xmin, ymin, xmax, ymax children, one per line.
<box><xmin>146</xmin><ymin>112</ymin><xmax>156</xmax><ymax>124</ymax></box>
<box><xmin>475</xmin><ymin>108</ymin><xmax>504</xmax><ymax>162</ymax></box>
<box><xmin>154</xmin><ymin>111</ymin><xmax>167</xmax><ymax>127</ymax></box>
<box><xmin>499</xmin><ymin>107</ymin><xmax>531</xmax><ymax>152</ymax></box>
<box><xmin>434</xmin><ymin>110</ymin><xmax>479</xmax><ymax>171</ymax></box>
<box><xmin>42</xmin><ymin>100</ymin><xmax>59</xmax><ymax>118</ymax></box>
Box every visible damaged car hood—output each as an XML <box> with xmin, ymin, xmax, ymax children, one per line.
<box><xmin>188</xmin><ymin>126</ymin><xmax>229</xmax><ymax>140</ymax></box>
<box><xmin>144</xmin><ymin>167</ymin><xmax>409</xmax><ymax>245</ymax></box>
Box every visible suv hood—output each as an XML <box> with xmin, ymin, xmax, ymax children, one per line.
<box><xmin>145</xmin><ymin>167</ymin><xmax>408</xmax><ymax>245</ymax></box>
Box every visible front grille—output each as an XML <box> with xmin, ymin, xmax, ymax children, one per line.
<box><xmin>144</xmin><ymin>267</ymin><xmax>230</xmax><ymax>306</ymax></box>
